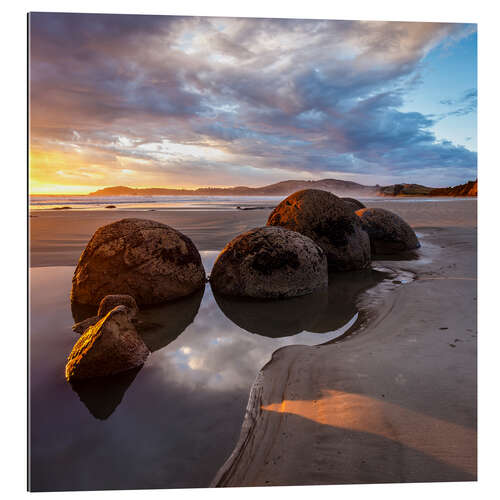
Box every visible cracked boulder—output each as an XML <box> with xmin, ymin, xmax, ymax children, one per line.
<box><xmin>210</xmin><ymin>226</ymin><xmax>327</xmax><ymax>298</ymax></box>
<box><xmin>267</xmin><ymin>189</ymin><xmax>371</xmax><ymax>271</ymax></box>
<box><xmin>70</xmin><ymin>218</ymin><xmax>206</xmax><ymax>306</ymax></box>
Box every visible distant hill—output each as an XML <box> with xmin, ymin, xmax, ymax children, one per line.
<box><xmin>89</xmin><ymin>179</ymin><xmax>379</xmax><ymax>197</ymax></box>
<box><xmin>378</xmin><ymin>184</ymin><xmax>434</xmax><ymax>196</ymax></box>
<box><xmin>379</xmin><ymin>180</ymin><xmax>477</xmax><ymax>197</ymax></box>
<box><xmin>88</xmin><ymin>178</ymin><xmax>477</xmax><ymax>198</ymax></box>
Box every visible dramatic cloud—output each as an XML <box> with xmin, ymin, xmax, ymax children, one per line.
<box><xmin>29</xmin><ymin>13</ymin><xmax>477</xmax><ymax>192</ymax></box>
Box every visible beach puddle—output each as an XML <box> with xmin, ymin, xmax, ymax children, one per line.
<box><xmin>29</xmin><ymin>253</ymin><xmax>391</xmax><ymax>491</ymax></box>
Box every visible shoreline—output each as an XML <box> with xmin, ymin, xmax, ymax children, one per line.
<box><xmin>28</xmin><ymin>200</ymin><xmax>476</xmax><ymax>268</ymax></box>
<box><xmin>212</xmin><ymin>225</ymin><xmax>477</xmax><ymax>486</ymax></box>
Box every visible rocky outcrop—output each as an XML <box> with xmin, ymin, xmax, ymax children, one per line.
<box><xmin>430</xmin><ymin>180</ymin><xmax>477</xmax><ymax>197</ymax></box>
<box><xmin>267</xmin><ymin>189</ymin><xmax>371</xmax><ymax>271</ymax></box>
<box><xmin>70</xmin><ymin>218</ymin><xmax>206</xmax><ymax>306</ymax></box>
<box><xmin>341</xmin><ymin>197</ymin><xmax>366</xmax><ymax>212</ymax></box>
<box><xmin>210</xmin><ymin>226</ymin><xmax>328</xmax><ymax>298</ymax></box>
<box><xmin>65</xmin><ymin>305</ymin><xmax>150</xmax><ymax>381</ymax></box>
<box><xmin>355</xmin><ymin>208</ymin><xmax>420</xmax><ymax>254</ymax></box>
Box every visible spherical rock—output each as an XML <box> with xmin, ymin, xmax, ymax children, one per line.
<box><xmin>267</xmin><ymin>189</ymin><xmax>371</xmax><ymax>271</ymax></box>
<box><xmin>210</xmin><ymin>226</ymin><xmax>328</xmax><ymax>298</ymax></box>
<box><xmin>355</xmin><ymin>208</ymin><xmax>420</xmax><ymax>254</ymax></box>
<box><xmin>341</xmin><ymin>197</ymin><xmax>366</xmax><ymax>212</ymax></box>
<box><xmin>65</xmin><ymin>305</ymin><xmax>150</xmax><ymax>381</ymax></box>
<box><xmin>71</xmin><ymin>218</ymin><xmax>206</xmax><ymax>306</ymax></box>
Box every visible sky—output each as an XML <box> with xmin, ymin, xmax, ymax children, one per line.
<box><xmin>29</xmin><ymin>13</ymin><xmax>477</xmax><ymax>194</ymax></box>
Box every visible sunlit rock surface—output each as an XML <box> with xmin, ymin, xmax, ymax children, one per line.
<box><xmin>210</xmin><ymin>226</ymin><xmax>327</xmax><ymax>298</ymax></box>
<box><xmin>70</xmin><ymin>218</ymin><xmax>206</xmax><ymax>306</ymax></box>
<box><xmin>267</xmin><ymin>189</ymin><xmax>371</xmax><ymax>271</ymax></box>
<box><xmin>65</xmin><ymin>305</ymin><xmax>150</xmax><ymax>381</ymax></box>
<box><xmin>355</xmin><ymin>208</ymin><xmax>420</xmax><ymax>255</ymax></box>
<box><xmin>72</xmin><ymin>294</ymin><xmax>139</xmax><ymax>334</ymax></box>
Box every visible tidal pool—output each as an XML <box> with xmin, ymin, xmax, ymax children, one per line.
<box><xmin>29</xmin><ymin>252</ymin><xmax>388</xmax><ymax>491</ymax></box>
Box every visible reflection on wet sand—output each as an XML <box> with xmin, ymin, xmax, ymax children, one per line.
<box><xmin>70</xmin><ymin>367</ymin><xmax>142</xmax><ymax>420</ymax></box>
<box><xmin>215</xmin><ymin>268</ymin><xmax>389</xmax><ymax>338</ymax></box>
<box><xmin>137</xmin><ymin>288</ymin><xmax>204</xmax><ymax>351</ymax></box>
<box><xmin>29</xmin><ymin>259</ymin><xmax>398</xmax><ymax>490</ymax></box>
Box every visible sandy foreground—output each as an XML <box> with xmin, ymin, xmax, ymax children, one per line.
<box><xmin>29</xmin><ymin>199</ymin><xmax>477</xmax><ymax>486</ymax></box>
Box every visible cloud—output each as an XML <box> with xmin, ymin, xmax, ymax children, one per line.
<box><xmin>29</xmin><ymin>13</ymin><xmax>477</xmax><ymax>190</ymax></box>
<box><xmin>439</xmin><ymin>88</ymin><xmax>477</xmax><ymax>117</ymax></box>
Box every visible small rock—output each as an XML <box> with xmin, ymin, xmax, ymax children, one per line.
<box><xmin>98</xmin><ymin>294</ymin><xmax>138</xmax><ymax>318</ymax></box>
<box><xmin>105</xmin><ymin>205</ymin><xmax>116</xmax><ymax>209</ymax></box>
<box><xmin>66</xmin><ymin>305</ymin><xmax>150</xmax><ymax>381</ymax></box>
<box><xmin>72</xmin><ymin>315</ymin><xmax>99</xmax><ymax>335</ymax></box>
<box><xmin>72</xmin><ymin>294</ymin><xmax>139</xmax><ymax>334</ymax></box>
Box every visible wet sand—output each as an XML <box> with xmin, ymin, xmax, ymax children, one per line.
<box><xmin>29</xmin><ymin>198</ymin><xmax>476</xmax><ymax>267</ymax></box>
<box><xmin>213</xmin><ymin>224</ymin><xmax>477</xmax><ymax>486</ymax></box>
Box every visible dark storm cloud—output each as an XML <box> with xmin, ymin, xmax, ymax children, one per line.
<box><xmin>29</xmin><ymin>14</ymin><xmax>477</xmax><ymax>187</ymax></box>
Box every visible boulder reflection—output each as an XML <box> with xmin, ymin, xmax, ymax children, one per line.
<box><xmin>70</xmin><ymin>367</ymin><xmax>142</xmax><ymax>420</ymax></box>
<box><xmin>71</xmin><ymin>301</ymin><xmax>98</xmax><ymax>324</ymax></box>
<box><xmin>136</xmin><ymin>288</ymin><xmax>204</xmax><ymax>352</ymax></box>
<box><xmin>214</xmin><ymin>268</ymin><xmax>389</xmax><ymax>338</ymax></box>
<box><xmin>69</xmin><ymin>288</ymin><xmax>204</xmax><ymax>420</ymax></box>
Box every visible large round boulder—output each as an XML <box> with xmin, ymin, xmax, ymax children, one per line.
<box><xmin>71</xmin><ymin>218</ymin><xmax>206</xmax><ymax>306</ymax></box>
<box><xmin>267</xmin><ymin>189</ymin><xmax>371</xmax><ymax>271</ymax></box>
<box><xmin>210</xmin><ymin>226</ymin><xmax>328</xmax><ymax>298</ymax></box>
<box><xmin>341</xmin><ymin>197</ymin><xmax>366</xmax><ymax>212</ymax></box>
<box><xmin>355</xmin><ymin>208</ymin><xmax>420</xmax><ymax>254</ymax></box>
<box><xmin>65</xmin><ymin>305</ymin><xmax>150</xmax><ymax>381</ymax></box>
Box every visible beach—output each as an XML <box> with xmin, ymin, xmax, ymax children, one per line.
<box><xmin>28</xmin><ymin>197</ymin><xmax>477</xmax><ymax>489</ymax></box>
<box><xmin>29</xmin><ymin>198</ymin><xmax>476</xmax><ymax>266</ymax></box>
<box><xmin>213</xmin><ymin>223</ymin><xmax>477</xmax><ymax>485</ymax></box>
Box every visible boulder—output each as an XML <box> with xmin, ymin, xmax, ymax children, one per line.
<box><xmin>341</xmin><ymin>197</ymin><xmax>366</xmax><ymax>212</ymax></box>
<box><xmin>65</xmin><ymin>305</ymin><xmax>150</xmax><ymax>381</ymax></box>
<box><xmin>70</xmin><ymin>218</ymin><xmax>206</xmax><ymax>306</ymax></box>
<box><xmin>210</xmin><ymin>226</ymin><xmax>328</xmax><ymax>298</ymax></box>
<box><xmin>267</xmin><ymin>189</ymin><xmax>371</xmax><ymax>271</ymax></box>
<box><xmin>355</xmin><ymin>208</ymin><xmax>420</xmax><ymax>254</ymax></box>
<box><xmin>72</xmin><ymin>294</ymin><xmax>139</xmax><ymax>334</ymax></box>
